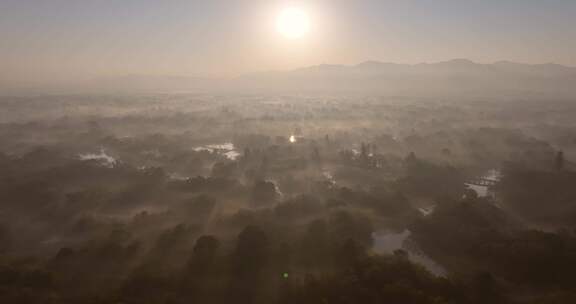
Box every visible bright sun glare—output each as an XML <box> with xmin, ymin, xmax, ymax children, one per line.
<box><xmin>276</xmin><ymin>6</ymin><xmax>311</xmax><ymax>39</ymax></box>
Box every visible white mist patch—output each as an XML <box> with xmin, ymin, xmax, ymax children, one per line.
<box><xmin>418</xmin><ymin>205</ymin><xmax>435</xmax><ymax>216</ymax></box>
<box><xmin>193</xmin><ymin>142</ymin><xmax>240</xmax><ymax>160</ymax></box>
<box><xmin>322</xmin><ymin>171</ymin><xmax>336</xmax><ymax>184</ymax></box>
<box><xmin>168</xmin><ymin>173</ymin><xmax>189</xmax><ymax>181</ymax></box>
<box><xmin>79</xmin><ymin>149</ymin><xmax>117</xmax><ymax>167</ymax></box>
<box><xmin>206</xmin><ymin>143</ymin><xmax>234</xmax><ymax>150</ymax></box>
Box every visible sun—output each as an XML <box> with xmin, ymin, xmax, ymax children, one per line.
<box><xmin>276</xmin><ymin>6</ymin><xmax>311</xmax><ymax>39</ymax></box>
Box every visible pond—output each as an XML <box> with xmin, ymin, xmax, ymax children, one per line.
<box><xmin>373</xmin><ymin>230</ymin><xmax>447</xmax><ymax>276</ymax></box>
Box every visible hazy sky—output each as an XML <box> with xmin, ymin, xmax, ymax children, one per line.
<box><xmin>1</xmin><ymin>0</ymin><xmax>576</xmax><ymax>85</ymax></box>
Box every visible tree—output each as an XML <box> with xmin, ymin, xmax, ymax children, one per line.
<box><xmin>251</xmin><ymin>180</ymin><xmax>278</xmax><ymax>207</ymax></box>
<box><xmin>229</xmin><ymin>226</ymin><xmax>269</xmax><ymax>304</ymax></box>
<box><xmin>405</xmin><ymin>151</ymin><xmax>418</xmax><ymax>168</ymax></box>
<box><xmin>211</xmin><ymin>161</ymin><xmax>238</xmax><ymax>178</ymax></box>
<box><xmin>472</xmin><ymin>272</ymin><xmax>504</xmax><ymax>304</ymax></box>
<box><xmin>182</xmin><ymin>235</ymin><xmax>221</xmax><ymax>302</ymax></box>
<box><xmin>555</xmin><ymin>151</ymin><xmax>565</xmax><ymax>171</ymax></box>
<box><xmin>189</xmin><ymin>235</ymin><xmax>220</xmax><ymax>270</ymax></box>
<box><xmin>0</xmin><ymin>223</ymin><xmax>11</xmax><ymax>254</ymax></box>
<box><xmin>233</xmin><ymin>225</ymin><xmax>269</xmax><ymax>275</ymax></box>
<box><xmin>300</xmin><ymin>219</ymin><xmax>330</xmax><ymax>269</ymax></box>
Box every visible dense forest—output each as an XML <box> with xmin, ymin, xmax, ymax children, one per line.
<box><xmin>1</xmin><ymin>94</ymin><xmax>576</xmax><ymax>303</ymax></box>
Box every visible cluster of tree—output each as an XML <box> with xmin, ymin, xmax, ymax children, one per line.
<box><xmin>2</xmin><ymin>94</ymin><xmax>576</xmax><ymax>303</ymax></box>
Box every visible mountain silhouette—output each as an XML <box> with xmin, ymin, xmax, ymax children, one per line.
<box><xmin>231</xmin><ymin>59</ymin><xmax>576</xmax><ymax>97</ymax></box>
<box><xmin>21</xmin><ymin>59</ymin><xmax>575</xmax><ymax>97</ymax></box>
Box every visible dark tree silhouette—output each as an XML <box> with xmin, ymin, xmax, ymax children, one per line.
<box><xmin>229</xmin><ymin>225</ymin><xmax>269</xmax><ymax>304</ymax></box>
<box><xmin>555</xmin><ymin>150</ymin><xmax>565</xmax><ymax>171</ymax></box>
<box><xmin>251</xmin><ymin>180</ymin><xmax>278</xmax><ymax>207</ymax></box>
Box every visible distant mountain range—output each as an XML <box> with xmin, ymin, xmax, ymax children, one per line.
<box><xmin>229</xmin><ymin>59</ymin><xmax>576</xmax><ymax>97</ymax></box>
<box><xmin>4</xmin><ymin>59</ymin><xmax>576</xmax><ymax>97</ymax></box>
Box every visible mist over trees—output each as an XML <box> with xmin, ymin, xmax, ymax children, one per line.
<box><xmin>2</xmin><ymin>0</ymin><xmax>576</xmax><ymax>301</ymax></box>
<box><xmin>1</xmin><ymin>91</ymin><xmax>576</xmax><ymax>303</ymax></box>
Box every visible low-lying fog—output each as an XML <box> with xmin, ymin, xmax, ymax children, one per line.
<box><xmin>1</xmin><ymin>93</ymin><xmax>576</xmax><ymax>303</ymax></box>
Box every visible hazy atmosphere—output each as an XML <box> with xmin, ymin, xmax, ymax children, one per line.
<box><xmin>2</xmin><ymin>0</ymin><xmax>576</xmax><ymax>91</ymax></box>
<box><xmin>2</xmin><ymin>1</ymin><xmax>576</xmax><ymax>304</ymax></box>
